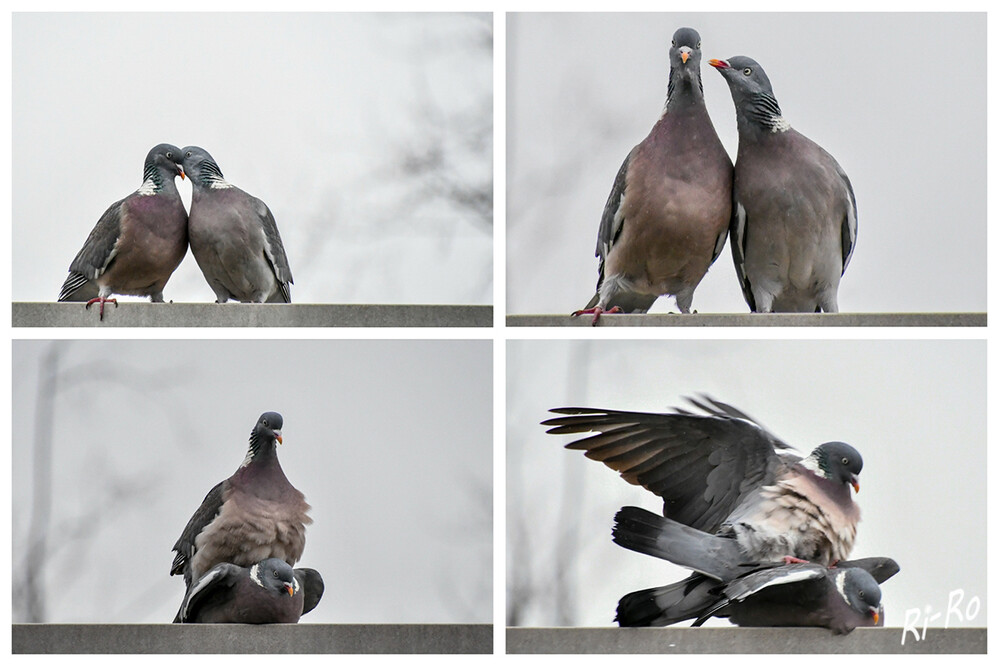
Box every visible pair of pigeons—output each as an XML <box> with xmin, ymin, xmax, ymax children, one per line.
<box><xmin>544</xmin><ymin>396</ymin><xmax>899</xmax><ymax>634</ymax></box>
<box><xmin>576</xmin><ymin>27</ymin><xmax>857</xmax><ymax>323</ymax></box>
<box><xmin>170</xmin><ymin>412</ymin><xmax>322</xmax><ymax>623</ymax></box>
<box><xmin>58</xmin><ymin>144</ymin><xmax>294</xmax><ymax>319</ymax></box>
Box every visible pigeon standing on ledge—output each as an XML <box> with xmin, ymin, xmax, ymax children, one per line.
<box><xmin>58</xmin><ymin>144</ymin><xmax>188</xmax><ymax>320</ymax></box>
<box><xmin>171</xmin><ymin>412</ymin><xmax>311</xmax><ymax>621</ymax></box>
<box><xmin>181</xmin><ymin>146</ymin><xmax>294</xmax><ymax>303</ymax></box>
<box><xmin>175</xmin><ymin>558</ymin><xmax>324</xmax><ymax>624</ymax></box>
<box><xmin>710</xmin><ymin>56</ymin><xmax>857</xmax><ymax>313</ymax></box>
<box><xmin>543</xmin><ymin>396</ymin><xmax>862</xmax><ymax>565</ymax></box>
<box><xmin>574</xmin><ymin>28</ymin><xmax>732</xmax><ymax>324</ymax></box>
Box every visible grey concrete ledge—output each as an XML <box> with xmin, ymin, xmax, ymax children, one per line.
<box><xmin>13</xmin><ymin>302</ymin><xmax>493</xmax><ymax>328</ymax></box>
<box><xmin>506</xmin><ymin>627</ymin><xmax>985</xmax><ymax>654</ymax></box>
<box><xmin>507</xmin><ymin>313</ymin><xmax>986</xmax><ymax>327</ymax></box>
<box><xmin>13</xmin><ymin>623</ymin><xmax>493</xmax><ymax>654</ymax></box>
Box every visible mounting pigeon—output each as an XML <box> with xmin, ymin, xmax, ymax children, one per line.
<box><xmin>175</xmin><ymin>558</ymin><xmax>324</xmax><ymax>624</ymax></box>
<box><xmin>573</xmin><ymin>28</ymin><xmax>732</xmax><ymax>325</ymax></box>
<box><xmin>611</xmin><ymin>505</ymin><xmax>898</xmax><ymax>630</ymax></box>
<box><xmin>709</xmin><ymin>56</ymin><xmax>857</xmax><ymax>313</ymax></box>
<box><xmin>543</xmin><ymin>395</ymin><xmax>862</xmax><ymax>565</ymax></box>
<box><xmin>58</xmin><ymin>143</ymin><xmax>188</xmax><ymax>320</ymax></box>
<box><xmin>170</xmin><ymin>412</ymin><xmax>311</xmax><ymax>621</ymax></box>
<box><xmin>180</xmin><ymin>146</ymin><xmax>294</xmax><ymax>303</ymax></box>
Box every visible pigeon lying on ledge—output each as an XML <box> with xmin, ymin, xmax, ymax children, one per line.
<box><xmin>543</xmin><ymin>395</ymin><xmax>863</xmax><ymax>565</ymax></box>
<box><xmin>573</xmin><ymin>27</ymin><xmax>732</xmax><ymax>324</ymax></box>
<box><xmin>58</xmin><ymin>144</ymin><xmax>188</xmax><ymax>320</ymax></box>
<box><xmin>171</xmin><ymin>412</ymin><xmax>311</xmax><ymax>621</ymax></box>
<box><xmin>181</xmin><ymin>146</ymin><xmax>294</xmax><ymax>304</ymax></box>
<box><xmin>612</xmin><ymin>505</ymin><xmax>898</xmax><ymax>632</ymax></box>
<box><xmin>175</xmin><ymin>558</ymin><xmax>324</xmax><ymax>624</ymax></box>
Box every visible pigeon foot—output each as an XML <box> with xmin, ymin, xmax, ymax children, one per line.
<box><xmin>85</xmin><ymin>297</ymin><xmax>118</xmax><ymax>321</ymax></box>
<box><xmin>782</xmin><ymin>556</ymin><xmax>811</xmax><ymax>564</ymax></box>
<box><xmin>571</xmin><ymin>305</ymin><xmax>623</xmax><ymax>326</ymax></box>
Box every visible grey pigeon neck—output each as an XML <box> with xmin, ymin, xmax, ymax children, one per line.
<box><xmin>138</xmin><ymin>163</ymin><xmax>178</xmax><ymax>196</ymax></box>
<box><xmin>240</xmin><ymin>434</ymin><xmax>277</xmax><ymax>468</ymax></box>
<box><xmin>194</xmin><ymin>160</ymin><xmax>234</xmax><ymax>190</ymax></box>
<box><xmin>737</xmin><ymin>92</ymin><xmax>790</xmax><ymax>138</ymax></box>
<box><xmin>665</xmin><ymin>70</ymin><xmax>705</xmax><ymax>114</ymax></box>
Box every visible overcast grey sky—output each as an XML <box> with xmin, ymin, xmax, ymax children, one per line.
<box><xmin>507</xmin><ymin>13</ymin><xmax>986</xmax><ymax>314</ymax></box>
<box><xmin>507</xmin><ymin>340</ymin><xmax>986</xmax><ymax>629</ymax></box>
<box><xmin>12</xmin><ymin>340</ymin><xmax>492</xmax><ymax>624</ymax></box>
<box><xmin>13</xmin><ymin>12</ymin><xmax>492</xmax><ymax>305</ymax></box>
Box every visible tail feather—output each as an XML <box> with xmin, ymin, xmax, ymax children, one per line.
<box><xmin>616</xmin><ymin>574</ymin><xmax>722</xmax><ymax>627</ymax></box>
<box><xmin>612</xmin><ymin>506</ymin><xmax>743</xmax><ymax>580</ymax></box>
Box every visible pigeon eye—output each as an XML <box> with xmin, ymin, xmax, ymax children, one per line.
<box><xmin>696</xmin><ymin>41</ymin><xmax>701</xmax><ymax>49</ymax></box>
<box><xmin>743</xmin><ymin>67</ymin><xmax>753</xmax><ymax>76</ymax></box>
<box><xmin>166</xmin><ymin>152</ymin><xmax>173</xmax><ymax>159</ymax></box>
<box><xmin>842</xmin><ymin>457</ymin><xmax>849</xmax><ymax>465</ymax></box>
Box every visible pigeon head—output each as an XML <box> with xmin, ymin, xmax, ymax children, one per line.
<box><xmin>141</xmin><ymin>144</ymin><xmax>186</xmax><ymax>191</ymax></box>
<box><xmin>250</xmin><ymin>558</ymin><xmax>299</xmax><ymax>597</ymax></box>
<box><xmin>241</xmin><ymin>411</ymin><xmax>284</xmax><ymax>466</ymax></box>
<box><xmin>180</xmin><ymin>145</ymin><xmax>229</xmax><ymax>189</ymax></box>
<box><xmin>670</xmin><ymin>27</ymin><xmax>702</xmax><ymax>69</ymax></box>
<box><xmin>709</xmin><ymin>56</ymin><xmax>788</xmax><ymax>135</ymax></box>
<box><xmin>837</xmin><ymin>567</ymin><xmax>882</xmax><ymax>625</ymax></box>
<box><xmin>666</xmin><ymin>27</ymin><xmax>704</xmax><ymax>101</ymax></box>
<box><xmin>805</xmin><ymin>441</ymin><xmax>863</xmax><ymax>493</ymax></box>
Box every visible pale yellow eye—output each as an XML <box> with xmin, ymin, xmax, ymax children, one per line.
<box><xmin>743</xmin><ymin>67</ymin><xmax>753</xmax><ymax>76</ymax></box>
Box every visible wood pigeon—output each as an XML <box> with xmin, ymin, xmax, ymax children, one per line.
<box><xmin>709</xmin><ymin>56</ymin><xmax>857</xmax><ymax>313</ymax></box>
<box><xmin>170</xmin><ymin>412</ymin><xmax>312</xmax><ymax>621</ymax></box>
<box><xmin>573</xmin><ymin>27</ymin><xmax>733</xmax><ymax>324</ymax></box>
<box><xmin>696</xmin><ymin>562</ymin><xmax>886</xmax><ymax>634</ymax></box>
<box><xmin>58</xmin><ymin>143</ymin><xmax>189</xmax><ymax>320</ymax></box>
<box><xmin>611</xmin><ymin>505</ymin><xmax>898</xmax><ymax>630</ymax></box>
<box><xmin>543</xmin><ymin>395</ymin><xmax>862</xmax><ymax>565</ymax></box>
<box><xmin>175</xmin><ymin>558</ymin><xmax>324</xmax><ymax>624</ymax></box>
<box><xmin>180</xmin><ymin>146</ymin><xmax>294</xmax><ymax>303</ymax></box>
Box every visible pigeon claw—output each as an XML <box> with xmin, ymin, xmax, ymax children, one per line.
<box><xmin>85</xmin><ymin>297</ymin><xmax>118</xmax><ymax>321</ymax></box>
<box><xmin>782</xmin><ymin>555</ymin><xmax>810</xmax><ymax>564</ymax></box>
<box><xmin>571</xmin><ymin>306</ymin><xmax>623</xmax><ymax>326</ymax></box>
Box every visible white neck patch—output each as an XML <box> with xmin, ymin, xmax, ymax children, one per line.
<box><xmin>799</xmin><ymin>451</ymin><xmax>824</xmax><ymax>477</ymax></box>
<box><xmin>834</xmin><ymin>569</ymin><xmax>849</xmax><ymax>604</ymax></box>
<box><xmin>136</xmin><ymin>178</ymin><xmax>158</xmax><ymax>196</ymax></box>
<box><xmin>250</xmin><ymin>563</ymin><xmax>263</xmax><ymax>588</ymax></box>
<box><xmin>771</xmin><ymin>117</ymin><xmax>791</xmax><ymax>133</ymax></box>
<box><xmin>209</xmin><ymin>178</ymin><xmax>235</xmax><ymax>190</ymax></box>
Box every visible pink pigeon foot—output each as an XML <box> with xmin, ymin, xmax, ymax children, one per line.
<box><xmin>85</xmin><ymin>296</ymin><xmax>118</xmax><ymax>321</ymax></box>
<box><xmin>571</xmin><ymin>305</ymin><xmax>623</xmax><ymax>326</ymax></box>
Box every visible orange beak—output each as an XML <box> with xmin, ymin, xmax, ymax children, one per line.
<box><xmin>178</xmin><ymin>166</ymin><xmax>186</xmax><ymax>181</ymax></box>
<box><xmin>709</xmin><ymin>58</ymin><xmax>729</xmax><ymax>69</ymax></box>
<box><xmin>681</xmin><ymin>51</ymin><xmax>689</xmax><ymax>64</ymax></box>
<box><xmin>284</xmin><ymin>583</ymin><xmax>295</xmax><ymax>597</ymax></box>
<box><xmin>275</xmin><ymin>430</ymin><xmax>283</xmax><ymax>445</ymax></box>
<box><xmin>872</xmin><ymin>610</ymin><xmax>880</xmax><ymax>625</ymax></box>
<box><xmin>851</xmin><ymin>476</ymin><xmax>860</xmax><ymax>494</ymax></box>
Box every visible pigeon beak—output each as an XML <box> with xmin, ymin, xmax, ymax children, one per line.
<box><xmin>680</xmin><ymin>48</ymin><xmax>691</xmax><ymax>64</ymax></box>
<box><xmin>709</xmin><ymin>58</ymin><xmax>729</xmax><ymax>70</ymax></box>
<box><xmin>872</xmin><ymin>609</ymin><xmax>880</xmax><ymax>625</ymax></box>
<box><xmin>284</xmin><ymin>583</ymin><xmax>295</xmax><ymax>597</ymax></box>
<box><xmin>850</xmin><ymin>475</ymin><xmax>860</xmax><ymax>494</ymax></box>
<box><xmin>178</xmin><ymin>165</ymin><xmax>186</xmax><ymax>181</ymax></box>
<box><xmin>274</xmin><ymin>430</ymin><xmax>283</xmax><ymax>445</ymax></box>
